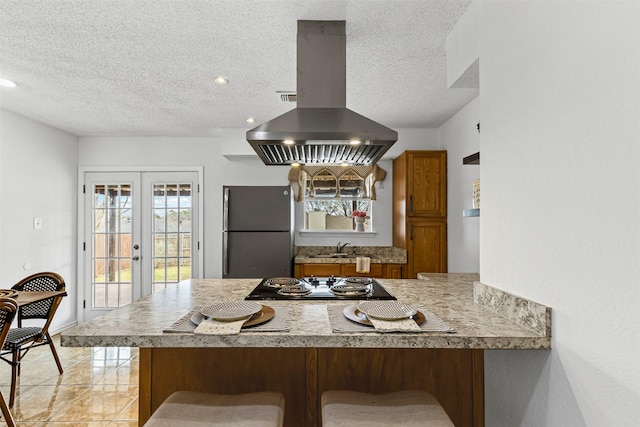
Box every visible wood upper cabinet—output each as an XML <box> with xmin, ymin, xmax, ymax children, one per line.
<box><xmin>393</xmin><ymin>150</ymin><xmax>448</xmax><ymax>277</ymax></box>
<box><xmin>396</xmin><ymin>151</ymin><xmax>447</xmax><ymax>218</ymax></box>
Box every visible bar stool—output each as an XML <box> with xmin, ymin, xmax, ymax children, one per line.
<box><xmin>321</xmin><ymin>390</ymin><xmax>454</xmax><ymax>427</ymax></box>
<box><xmin>144</xmin><ymin>390</ymin><xmax>285</xmax><ymax>426</ymax></box>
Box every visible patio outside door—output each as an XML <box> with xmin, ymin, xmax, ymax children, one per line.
<box><xmin>82</xmin><ymin>171</ymin><xmax>200</xmax><ymax>322</ymax></box>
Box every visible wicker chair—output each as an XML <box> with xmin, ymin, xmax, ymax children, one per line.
<box><xmin>0</xmin><ymin>298</ymin><xmax>18</xmax><ymax>427</ymax></box>
<box><xmin>0</xmin><ymin>272</ymin><xmax>66</xmax><ymax>408</ymax></box>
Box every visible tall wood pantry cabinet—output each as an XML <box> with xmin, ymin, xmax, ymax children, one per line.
<box><xmin>392</xmin><ymin>150</ymin><xmax>447</xmax><ymax>277</ymax></box>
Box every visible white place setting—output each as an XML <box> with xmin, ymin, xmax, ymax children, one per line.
<box><xmin>163</xmin><ymin>300</ymin><xmax>291</xmax><ymax>335</ymax></box>
<box><xmin>328</xmin><ymin>300</ymin><xmax>455</xmax><ymax>334</ymax></box>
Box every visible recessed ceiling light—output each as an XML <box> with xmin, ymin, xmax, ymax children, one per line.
<box><xmin>283</xmin><ymin>139</ymin><xmax>295</xmax><ymax>145</ymax></box>
<box><xmin>246</xmin><ymin>117</ymin><xmax>255</xmax><ymax>124</ymax></box>
<box><xmin>349</xmin><ymin>139</ymin><xmax>361</xmax><ymax>145</ymax></box>
<box><xmin>0</xmin><ymin>78</ymin><xmax>17</xmax><ymax>88</ymax></box>
<box><xmin>214</xmin><ymin>76</ymin><xmax>228</xmax><ymax>85</ymax></box>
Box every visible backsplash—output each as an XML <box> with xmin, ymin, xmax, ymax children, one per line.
<box><xmin>473</xmin><ymin>282</ymin><xmax>551</xmax><ymax>337</ymax></box>
<box><xmin>295</xmin><ymin>245</ymin><xmax>406</xmax><ymax>258</ymax></box>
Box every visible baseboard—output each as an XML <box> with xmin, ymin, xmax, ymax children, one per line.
<box><xmin>50</xmin><ymin>321</ymin><xmax>79</xmax><ymax>337</ymax></box>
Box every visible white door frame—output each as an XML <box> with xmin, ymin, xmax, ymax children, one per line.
<box><xmin>77</xmin><ymin>166</ymin><xmax>203</xmax><ymax>324</ymax></box>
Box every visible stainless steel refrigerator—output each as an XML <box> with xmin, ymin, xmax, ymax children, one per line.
<box><xmin>222</xmin><ymin>185</ymin><xmax>294</xmax><ymax>278</ymax></box>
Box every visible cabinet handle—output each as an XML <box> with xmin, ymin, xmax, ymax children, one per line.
<box><xmin>410</xmin><ymin>223</ymin><xmax>413</xmax><ymax>240</ymax></box>
<box><xmin>409</xmin><ymin>195</ymin><xmax>413</xmax><ymax>214</ymax></box>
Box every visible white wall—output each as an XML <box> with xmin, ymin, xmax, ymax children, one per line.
<box><xmin>438</xmin><ymin>97</ymin><xmax>480</xmax><ymax>273</ymax></box>
<box><xmin>453</xmin><ymin>1</ymin><xmax>639</xmax><ymax>425</ymax></box>
<box><xmin>0</xmin><ymin>109</ymin><xmax>79</xmax><ymax>332</ymax></box>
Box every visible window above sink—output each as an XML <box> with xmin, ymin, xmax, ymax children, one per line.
<box><xmin>288</xmin><ymin>164</ymin><xmax>387</xmax><ymax>233</ymax></box>
<box><xmin>304</xmin><ymin>199</ymin><xmax>372</xmax><ymax>232</ymax></box>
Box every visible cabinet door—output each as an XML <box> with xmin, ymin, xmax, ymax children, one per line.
<box><xmin>407</xmin><ymin>151</ymin><xmax>447</xmax><ymax>217</ymax></box>
<box><xmin>341</xmin><ymin>263</ymin><xmax>384</xmax><ymax>278</ymax></box>
<box><xmin>384</xmin><ymin>264</ymin><xmax>404</xmax><ymax>279</ymax></box>
<box><xmin>407</xmin><ymin>220</ymin><xmax>447</xmax><ymax>277</ymax></box>
<box><xmin>300</xmin><ymin>264</ymin><xmax>342</xmax><ymax>277</ymax></box>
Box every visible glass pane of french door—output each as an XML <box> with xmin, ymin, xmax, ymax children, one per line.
<box><xmin>150</xmin><ymin>180</ymin><xmax>193</xmax><ymax>292</ymax></box>
<box><xmin>85</xmin><ymin>172</ymin><xmax>141</xmax><ymax>322</ymax></box>
<box><xmin>84</xmin><ymin>171</ymin><xmax>199</xmax><ymax>322</ymax></box>
<box><xmin>92</xmin><ymin>182</ymin><xmax>136</xmax><ymax>309</ymax></box>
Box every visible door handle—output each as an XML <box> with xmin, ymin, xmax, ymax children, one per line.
<box><xmin>132</xmin><ymin>255</ymin><xmax>140</xmax><ymax>261</ymax></box>
<box><xmin>409</xmin><ymin>223</ymin><xmax>413</xmax><ymax>240</ymax></box>
<box><xmin>222</xmin><ymin>231</ymin><xmax>229</xmax><ymax>276</ymax></box>
<box><xmin>223</xmin><ymin>187</ymin><xmax>230</xmax><ymax>231</ymax></box>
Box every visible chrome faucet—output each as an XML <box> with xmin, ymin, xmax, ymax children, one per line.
<box><xmin>336</xmin><ymin>241</ymin><xmax>350</xmax><ymax>253</ymax></box>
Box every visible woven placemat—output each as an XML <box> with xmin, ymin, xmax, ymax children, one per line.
<box><xmin>327</xmin><ymin>304</ymin><xmax>455</xmax><ymax>333</ymax></box>
<box><xmin>164</xmin><ymin>305</ymin><xmax>291</xmax><ymax>333</ymax></box>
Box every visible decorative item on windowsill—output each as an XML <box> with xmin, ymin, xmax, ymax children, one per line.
<box><xmin>307</xmin><ymin>210</ymin><xmax>327</xmax><ymax>230</ymax></box>
<box><xmin>352</xmin><ymin>210</ymin><xmax>369</xmax><ymax>232</ymax></box>
<box><xmin>473</xmin><ymin>179</ymin><xmax>480</xmax><ymax>209</ymax></box>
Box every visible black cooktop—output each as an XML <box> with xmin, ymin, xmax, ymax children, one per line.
<box><xmin>245</xmin><ymin>276</ymin><xmax>396</xmax><ymax>301</ymax></box>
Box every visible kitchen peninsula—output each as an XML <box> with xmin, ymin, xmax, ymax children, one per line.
<box><xmin>61</xmin><ymin>274</ymin><xmax>550</xmax><ymax>427</ymax></box>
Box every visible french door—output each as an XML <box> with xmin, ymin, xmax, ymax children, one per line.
<box><xmin>81</xmin><ymin>170</ymin><xmax>201</xmax><ymax>322</ymax></box>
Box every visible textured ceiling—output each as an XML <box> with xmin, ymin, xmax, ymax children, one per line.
<box><xmin>0</xmin><ymin>0</ymin><xmax>477</xmax><ymax>137</ymax></box>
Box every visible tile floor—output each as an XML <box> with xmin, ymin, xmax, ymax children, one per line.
<box><xmin>0</xmin><ymin>335</ymin><xmax>138</xmax><ymax>426</ymax></box>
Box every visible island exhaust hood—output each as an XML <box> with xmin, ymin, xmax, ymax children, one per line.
<box><xmin>247</xmin><ymin>21</ymin><xmax>398</xmax><ymax>166</ymax></box>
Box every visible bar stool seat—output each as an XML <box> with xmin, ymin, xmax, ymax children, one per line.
<box><xmin>144</xmin><ymin>390</ymin><xmax>285</xmax><ymax>427</ymax></box>
<box><xmin>321</xmin><ymin>390</ymin><xmax>454</xmax><ymax>427</ymax></box>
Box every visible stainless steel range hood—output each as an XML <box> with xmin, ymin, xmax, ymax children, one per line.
<box><xmin>247</xmin><ymin>21</ymin><xmax>397</xmax><ymax>166</ymax></box>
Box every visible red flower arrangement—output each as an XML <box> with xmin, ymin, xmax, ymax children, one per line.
<box><xmin>351</xmin><ymin>210</ymin><xmax>368</xmax><ymax>218</ymax></box>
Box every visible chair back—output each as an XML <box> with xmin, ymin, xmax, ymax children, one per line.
<box><xmin>12</xmin><ymin>272</ymin><xmax>65</xmax><ymax>321</ymax></box>
<box><xmin>0</xmin><ymin>298</ymin><xmax>18</xmax><ymax>346</ymax></box>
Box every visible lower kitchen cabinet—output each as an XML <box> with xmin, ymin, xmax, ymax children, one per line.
<box><xmin>295</xmin><ymin>263</ymin><xmax>344</xmax><ymax>278</ymax></box>
<box><xmin>406</xmin><ymin>220</ymin><xmax>447</xmax><ymax>277</ymax></box>
<box><xmin>341</xmin><ymin>263</ymin><xmax>384</xmax><ymax>277</ymax></box>
<box><xmin>384</xmin><ymin>264</ymin><xmax>404</xmax><ymax>279</ymax></box>
<box><xmin>295</xmin><ymin>263</ymin><xmax>404</xmax><ymax>278</ymax></box>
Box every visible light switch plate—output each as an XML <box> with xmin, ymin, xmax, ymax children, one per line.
<box><xmin>33</xmin><ymin>217</ymin><xmax>42</xmax><ymax>230</ymax></box>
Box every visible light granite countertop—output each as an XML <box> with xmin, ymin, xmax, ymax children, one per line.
<box><xmin>294</xmin><ymin>246</ymin><xmax>406</xmax><ymax>264</ymax></box>
<box><xmin>61</xmin><ymin>273</ymin><xmax>550</xmax><ymax>350</ymax></box>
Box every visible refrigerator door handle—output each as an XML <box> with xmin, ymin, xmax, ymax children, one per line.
<box><xmin>223</xmin><ymin>187</ymin><xmax>230</xmax><ymax>231</ymax></box>
<box><xmin>223</xmin><ymin>231</ymin><xmax>229</xmax><ymax>276</ymax></box>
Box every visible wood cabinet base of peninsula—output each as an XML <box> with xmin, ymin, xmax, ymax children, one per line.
<box><xmin>139</xmin><ymin>347</ymin><xmax>484</xmax><ymax>427</ymax></box>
